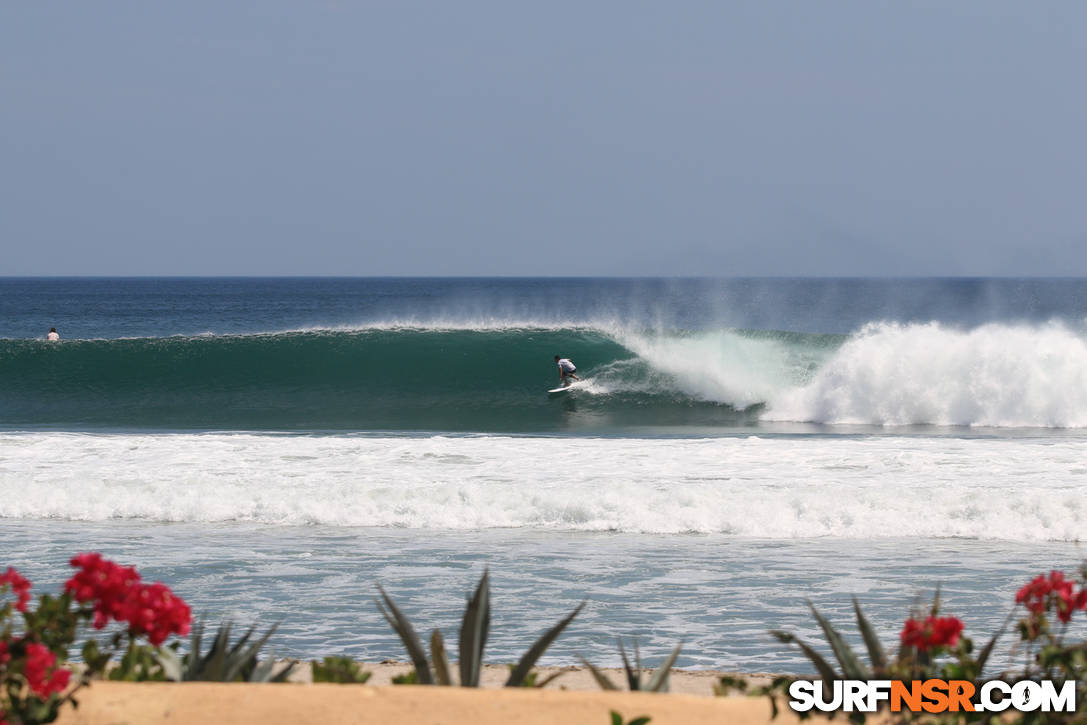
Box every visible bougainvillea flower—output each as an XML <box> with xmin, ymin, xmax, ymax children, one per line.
<box><xmin>23</xmin><ymin>643</ymin><xmax>71</xmax><ymax>698</ymax></box>
<box><xmin>1015</xmin><ymin>570</ymin><xmax>1087</xmax><ymax>624</ymax></box>
<box><xmin>65</xmin><ymin>553</ymin><xmax>191</xmax><ymax>644</ymax></box>
<box><xmin>900</xmin><ymin>615</ymin><xmax>964</xmax><ymax>651</ymax></box>
<box><xmin>0</xmin><ymin>567</ymin><xmax>31</xmax><ymax>612</ymax></box>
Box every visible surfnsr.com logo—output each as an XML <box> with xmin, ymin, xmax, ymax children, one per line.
<box><xmin>788</xmin><ymin>679</ymin><xmax>1076</xmax><ymax>714</ymax></box>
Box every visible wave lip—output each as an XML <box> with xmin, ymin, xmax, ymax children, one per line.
<box><xmin>1</xmin><ymin>433</ymin><xmax>1084</xmax><ymax>542</ymax></box>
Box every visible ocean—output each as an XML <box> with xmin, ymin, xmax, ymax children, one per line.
<box><xmin>1</xmin><ymin>277</ymin><xmax>1085</xmax><ymax>672</ymax></box>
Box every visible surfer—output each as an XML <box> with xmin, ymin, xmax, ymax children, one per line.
<box><xmin>554</xmin><ymin>355</ymin><xmax>580</xmax><ymax>386</ymax></box>
<box><xmin>46</xmin><ymin>327</ymin><xmax>59</xmax><ymax>341</ymax></box>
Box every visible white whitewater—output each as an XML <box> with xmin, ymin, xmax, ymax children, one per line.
<box><xmin>2</xmin><ymin>432</ymin><xmax>1084</xmax><ymax>541</ymax></box>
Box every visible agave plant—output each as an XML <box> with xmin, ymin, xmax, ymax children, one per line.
<box><xmin>375</xmin><ymin>568</ymin><xmax>583</xmax><ymax>687</ymax></box>
<box><xmin>157</xmin><ymin>619</ymin><xmax>295</xmax><ymax>682</ymax></box>
<box><xmin>581</xmin><ymin>637</ymin><xmax>682</xmax><ymax>693</ymax></box>
<box><xmin>770</xmin><ymin>593</ymin><xmax>1001</xmax><ymax>683</ymax></box>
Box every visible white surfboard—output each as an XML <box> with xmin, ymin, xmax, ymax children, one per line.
<box><xmin>548</xmin><ymin>381</ymin><xmax>585</xmax><ymax>394</ymax></box>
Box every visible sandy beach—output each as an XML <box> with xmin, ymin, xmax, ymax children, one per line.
<box><xmin>309</xmin><ymin>661</ymin><xmax>779</xmax><ymax>695</ymax></box>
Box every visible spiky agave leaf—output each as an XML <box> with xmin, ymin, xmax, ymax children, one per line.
<box><xmin>610</xmin><ymin>713</ymin><xmax>651</xmax><ymax>725</ymax></box>
<box><xmin>458</xmin><ymin>570</ymin><xmax>491</xmax><ymax>687</ymax></box>
<box><xmin>158</xmin><ymin>620</ymin><xmax>287</xmax><ymax>682</ymax></box>
<box><xmin>505</xmin><ymin>601</ymin><xmax>584</xmax><ymax>687</ymax></box>
<box><xmin>246</xmin><ymin>650</ymin><xmax>294</xmax><ymax>683</ymax></box>
<box><xmin>580</xmin><ymin>657</ymin><xmax>620</xmax><ymax>690</ymax></box>
<box><xmin>188</xmin><ymin>618</ymin><xmax>204</xmax><ymax>675</ymax></box>
<box><xmin>224</xmin><ymin>623</ymin><xmax>281</xmax><ymax>682</ymax></box>
<box><xmin>644</xmin><ymin>641</ymin><xmax>682</xmax><ymax>693</ymax></box>
<box><xmin>249</xmin><ymin>656</ymin><xmax>277</xmax><ymax>683</ymax></box>
<box><xmin>975</xmin><ymin>610</ymin><xmax>1013</xmax><ymax>676</ymax></box>
<box><xmin>430</xmin><ymin>629</ymin><xmax>454</xmax><ymax>686</ymax></box>
<box><xmin>771</xmin><ymin>630</ymin><xmax>839</xmax><ymax>685</ymax></box>
<box><xmin>195</xmin><ymin>621</ymin><xmax>233</xmax><ymax>681</ymax></box>
<box><xmin>530</xmin><ymin>670</ymin><xmax>566</xmax><ymax>689</ymax></box>
<box><xmin>807</xmin><ymin>601</ymin><xmax>868</xmax><ymax>679</ymax></box>
<box><xmin>618</xmin><ymin>638</ymin><xmax>641</xmax><ymax>691</ymax></box>
<box><xmin>376</xmin><ymin>584</ymin><xmax>434</xmax><ymax>684</ymax></box>
<box><xmin>852</xmin><ymin>597</ymin><xmax>887</xmax><ymax>674</ymax></box>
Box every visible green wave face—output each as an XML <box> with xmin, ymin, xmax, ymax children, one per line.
<box><xmin>1</xmin><ymin>328</ymin><xmax>801</xmax><ymax>431</ymax></box>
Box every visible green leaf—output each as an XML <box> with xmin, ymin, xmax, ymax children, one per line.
<box><xmin>392</xmin><ymin>670</ymin><xmax>418</xmax><ymax>685</ymax></box>
<box><xmin>808</xmin><ymin>601</ymin><xmax>868</xmax><ymax>679</ymax></box>
<box><xmin>197</xmin><ymin>621</ymin><xmax>232</xmax><ymax>681</ymax></box>
<box><xmin>975</xmin><ymin>611</ymin><xmax>1011</xmax><ymax>676</ymax></box>
<box><xmin>188</xmin><ymin>618</ymin><xmax>204</xmax><ymax>678</ymax></box>
<box><xmin>376</xmin><ymin>584</ymin><xmax>434</xmax><ymax>685</ymax></box>
<box><xmin>852</xmin><ymin>597</ymin><xmax>887</xmax><ymax>673</ymax></box>
<box><xmin>580</xmin><ymin>657</ymin><xmax>619</xmax><ymax>691</ymax></box>
<box><xmin>431</xmin><ymin>629</ymin><xmax>454</xmax><ymax>686</ymax></box>
<box><xmin>311</xmin><ymin>656</ymin><xmax>371</xmax><ymax>684</ymax></box>
<box><xmin>249</xmin><ymin>657</ymin><xmax>277</xmax><ymax>683</ymax></box>
<box><xmin>505</xmin><ymin>601</ymin><xmax>584</xmax><ymax>687</ymax></box>
<box><xmin>531</xmin><ymin>670</ymin><xmax>565</xmax><ymax>689</ymax></box>
<box><xmin>618</xmin><ymin>638</ymin><xmax>641</xmax><ymax>691</ymax></box>
<box><xmin>771</xmin><ymin>630</ymin><xmax>839</xmax><ymax>685</ymax></box>
<box><xmin>458</xmin><ymin>569</ymin><xmax>491</xmax><ymax>687</ymax></box>
<box><xmin>645</xmin><ymin>642</ymin><xmax>682</xmax><ymax>693</ymax></box>
<box><xmin>224</xmin><ymin>623</ymin><xmax>279</xmax><ymax>682</ymax></box>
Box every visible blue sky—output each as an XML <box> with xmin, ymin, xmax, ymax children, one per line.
<box><xmin>3</xmin><ymin>2</ymin><xmax>1085</xmax><ymax>276</ymax></box>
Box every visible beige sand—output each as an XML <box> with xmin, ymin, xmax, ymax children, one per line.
<box><xmin>55</xmin><ymin>682</ymin><xmax>801</xmax><ymax>725</ymax></box>
<box><xmin>308</xmin><ymin>661</ymin><xmax>779</xmax><ymax>696</ymax></box>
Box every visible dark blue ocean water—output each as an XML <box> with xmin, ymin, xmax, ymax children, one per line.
<box><xmin>4</xmin><ymin>277</ymin><xmax>1087</xmax><ymax>339</ymax></box>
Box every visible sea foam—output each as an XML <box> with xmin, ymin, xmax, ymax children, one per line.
<box><xmin>1</xmin><ymin>432</ymin><xmax>1083</xmax><ymax>541</ymax></box>
<box><xmin>766</xmin><ymin>322</ymin><xmax>1087</xmax><ymax>427</ymax></box>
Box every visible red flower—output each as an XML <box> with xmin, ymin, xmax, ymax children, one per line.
<box><xmin>23</xmin><ymin>643</ymin><xmax>70</xmax><ymax>698</ymax></box>
<box><xmin>1015</xmin><ymin>570</ymin><xmax>1087</xmax><ymax>624</ymax></box>
<box><xmin>0</xmin><ymin>567</ymin><xmax>31</xmax><ymax>612</ymax></box>
<box><xmin>900</xmin><ymin>615</ymin><xmax>964</xmax><ymax>651</ymax></box>
<box><xmin>0</xmin><ymin>640</ymin><xmax>9</xmax><ymax>665</ymax></box>
<box><xmin>65</xmin><ymin>553</ymin><xmax>143</xmax><ymax>629</ymax></box>
<box><xmin>65</xmin><ymin>553</ymin><xmax>190</xmax><ymax>645</ymax></box>
<box><xmin>123</xmin><ymin>581</ymin><xmax>192</xmax><ymax>646</ymax></box>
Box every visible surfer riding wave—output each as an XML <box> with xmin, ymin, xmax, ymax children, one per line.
<box><xmin>555</xmin><ymin>355</ymin><xmax>580</xmax><ymax>387</ymax></box>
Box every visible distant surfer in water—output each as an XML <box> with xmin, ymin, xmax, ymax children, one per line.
<box><xmin>46</xmin><ymin>327</ymin><xmax>59</xmax><ymax>341</ymax></box>
<box><xmin>554</xmin><ymin>355</ymin><xmax>580</xmax><ymax>386</ymax></box>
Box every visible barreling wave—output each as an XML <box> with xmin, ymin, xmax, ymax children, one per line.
<box><xmin>0</xmin><ymin>326</ymin><xmax>764</xmax><ymax>431</ymax></box>
<box><xmin>3</xmin><ymin>321</ymin><xmax>1087</xmax><ymax>431</ymax></box>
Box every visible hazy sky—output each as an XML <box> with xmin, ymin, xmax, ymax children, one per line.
<box><xmin>3</xmin><ymin>2</ymin><xmax>1086</xmax><ymax>276</ymax></box>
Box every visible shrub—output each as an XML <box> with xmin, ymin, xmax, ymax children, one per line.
<box><xmin>156</xmin><ymin>620</ymin><xmax>294</xmax><ymax>683</ymax></box>
<box><xmin>312</xmin><ymin>656</ymin><xmax>371</xmax><ymax>684</ymax></box>
<box><xmin>1</xmin><ymin>554</ymin><xmax>193</xmax><ymax>724</ymax></box>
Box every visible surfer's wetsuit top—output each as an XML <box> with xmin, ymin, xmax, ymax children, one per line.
<box><xmin>557</xmin><ymin>359</ymin><xmax>577</xmax><ymax>377</ymax></box>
